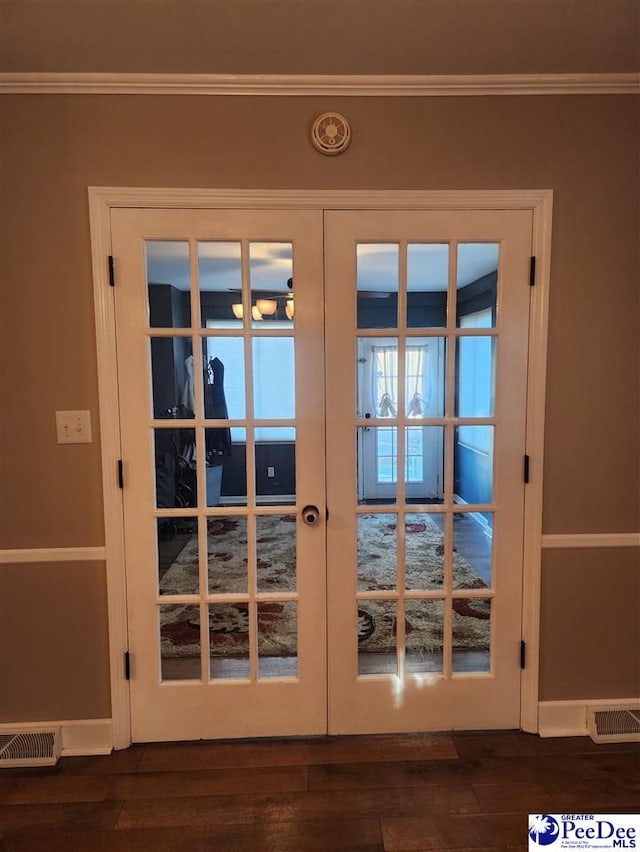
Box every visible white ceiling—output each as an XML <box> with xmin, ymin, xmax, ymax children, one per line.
<box><xmin>147</xmin><ymin>240</ymin><xmax>498</xmax><ymax>293</ymax></box>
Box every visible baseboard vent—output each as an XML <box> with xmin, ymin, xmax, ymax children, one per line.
<box><xmin>0</xmin><ymin>729</ymin><xmax>61</xmax><ymax>767</ymax></box>
<box><xmin>588</xmin><ymin>707</ymin><xmax>640</xmax><ymax>743</ymax></box>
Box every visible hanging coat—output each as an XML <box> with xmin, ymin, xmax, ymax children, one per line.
<box><xmin>204</xmin><ymin>356</ymin><xmax>232</xmax><ymax>463</ymax></box>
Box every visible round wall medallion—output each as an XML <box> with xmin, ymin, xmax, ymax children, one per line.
<box><xmin>310</xmin><ymin>112</ymin><xmax>352</xmax><ymax>156</ymax></box>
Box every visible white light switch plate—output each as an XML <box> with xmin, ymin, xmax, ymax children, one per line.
<box><xmin>56</xmin><ymin>410</ymin><xmax>92</xmax><ymax>444</ymax></box>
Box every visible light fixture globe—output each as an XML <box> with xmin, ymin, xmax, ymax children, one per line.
<box><xmin>256</xmin><ymin>298</ymin><xmax>277</xmax><ymax>316</ymax></box>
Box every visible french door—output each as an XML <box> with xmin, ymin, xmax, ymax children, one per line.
<box><xmin>111</xmin><ymin>205</ymin><xmax>532</xmax><ymax>742</ymax></box>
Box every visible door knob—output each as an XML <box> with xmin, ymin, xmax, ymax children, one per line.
<box><xmin>301</xmin><ymin>505</ymin><xmax>321</xmax><ymax>526</ymax></box>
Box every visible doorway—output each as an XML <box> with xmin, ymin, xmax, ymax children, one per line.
<box><xmin>94</xmin><ymin>190</ymin><xmax>548</xmax><ymax>745</ymax></box>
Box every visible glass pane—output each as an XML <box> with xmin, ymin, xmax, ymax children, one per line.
<box><xmin>357</xmin><ymin>601</ymin><xmax>396</xmax><ymax>674</ymax></box>
<box><xmin>256</xmin><ymin>514</ymin><xmax>297</xmax><ymax>592</ymax></box>
<box><xmin>453</xmin><ymin>512</ymin><xmax>493</xmax><ymax>590</ymax></box>
<box><xmin>404</xmin><ymin>512</ymin><xmax>445</xmax><ymax>590</ymax></box>
<box><xmin>455</xmin><ymin>337</ymin><xmax>495</xmax><ymax>417</ymax></box>
<box><xmin>357</xmin><ymin>513</ymin><xmax>397</xmax><ymax>592</ymax></box>
<box><xmin>207</xmin><ymin>516</ymin><xmax>247</xmax><ymax>594</ymax></box>
<box><xmin>452</xmin><ymin>597</ymin><xmax>491</xmax><ymax>673</ymax></box>
<box><xmin>405</xmin><ymin>338</ymin><xmax>445</xmax><ymax>418</ymax></box>
<box><xmin>258</xmin><ymin>601</ymin><xmax>297</xmax><ymax>678</ymax></box>
<box><xmin>206</xmin><ymin>427</ymin><xmax>246</xmax><ymax>507</ymax></box>
<box><xmin>407</xmin><ymin>243</ymin><xmax>448</xmax><ymax>329</ymax></box>
<box><xmin>405</xmin><ymin>600</ymin><xmax>444</xmax><ymax>673</ymax></box>
<box><xmin>154</xmin><ymin>428</ymin><xmax>197</xmax><ymax>509</ymax></box>
<box><xmin>376</xmin><ymin>427</ymin><xmax>397</xmax><ymax>482</ymax></box>
<box><xmin>253</xmin><ymin>337</ymin><xmax>295</xmax><ymax>421</ymax></box>
<box><xmin>146</xmin><ymin>241</ymin><xmax>191</xmax><ymax>328</ymax></box>
<box><xmin>357</xmin><ymin>337</ymin><xmax>398</xmax><ymax>420</ymax></box>
<box><xmin>357</xmin><ymin>244</ymin><xmax>399</xmax><ymax>329</ymax></box>
<box><xmin>357</xmin><ymin>426</ymin><xmax>397</xmax><ymax>506</ymax></box>
<box><xmin>157</xmin><ymin>516</ymin><xmax>198</xmax><ymax>596</ymax></box>
<box><xmin>250</xmin><ymin>242</ymin><xmax>294</xmax><ymax>327</ymax></box>
<box><xmin>454</xmin><ymin>426</ymin><xmax>494</xmax><ymax>504</ymax></box>
<box><xmin>203</xmin><ymin>337</ymin><xmax>246</xmax><ymax>420</ymax></box>
<box><xmin>456</xmin><ymin>243</ymin><xmax>498</xmax><ymax>328</ymax></box>
<box><xmin>150</xmin><ymin>337</ymin><xmax>194</xmax><ymax>419</ymax></box>
<box><xmin>197</xmin><ymin>241</ymin><xmax>242</xmax><ymax>327</ymax></box>
<box><xmin>404</xmin><ymin>427</ymin><xmax>444</xmax><ymax>504</ymax></box>
<box><xmin>255</xmin><ymin>428</ymin><xmax>296</xmax><ymax>504</ymax></box>
<box><xmin>159</xmin><ymin>604</ymin><xmax>200</xmax><ymax>681</ymax></box>
<box><xmin>209</xmin><ymin>603</ymin><xmax>249</xmax><ymax>679</ymax></box>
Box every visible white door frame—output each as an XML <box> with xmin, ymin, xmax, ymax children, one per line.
<box><xmin>89</xmin><ymin>188</ymin><xmax>552</xmax><ymax>749</ymax></box>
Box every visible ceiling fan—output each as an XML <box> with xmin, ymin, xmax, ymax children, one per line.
<box><xmin>229</xmin><ymin>277</ymin><xmax>295</xmax><ymax>321</ymax></box>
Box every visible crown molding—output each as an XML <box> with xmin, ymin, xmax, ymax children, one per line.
<box><xmin>1</xmin><ymin>72</ymin><xmax>638</xmax><ymax>97</ymax></box>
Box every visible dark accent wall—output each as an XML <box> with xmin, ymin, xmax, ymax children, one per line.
<box><xmin>221</xmin><ymin>443</ymin><xmax>296</xmax><ymax>499</ymax></box>
<box><xmin>357</xmin><ymin>292</ymin><xmax>448</xmax><ymax>328</ymax></box>
<box><xmin>454</xmin><ymin>444</ymin><xmax>493</xmax><ymax>521</ymax></box>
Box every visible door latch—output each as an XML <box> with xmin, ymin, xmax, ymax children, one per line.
<box><xmin>301</xmin><ymin>505</ymin><xmax>321</xmax><ymax>526</ymax></box>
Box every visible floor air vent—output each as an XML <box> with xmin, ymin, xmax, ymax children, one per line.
<box><xmin>588</xmin><ymin>707</ymin><xmax>640</xmax><ymax>743</ymax></box>
<box><xmin>0</xmin><ymin>729</ymin><xmax>61</xmax><ymax>767</ymax></box>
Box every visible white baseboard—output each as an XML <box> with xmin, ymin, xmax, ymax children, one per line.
<box><xmin>0</xmin><ymin>718</ymin><xmax>113</xmax><ymax>756</ymax></box>
<box><xmin>538</xmin><ymin>699</ymin><xmax>640</xmax><ymax>738</ymax></box>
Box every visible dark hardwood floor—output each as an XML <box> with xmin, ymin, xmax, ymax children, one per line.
<box><xmin>1</xmin><ymin>732</ymin><xmax>638</xmax><ymax>851</ymax></box>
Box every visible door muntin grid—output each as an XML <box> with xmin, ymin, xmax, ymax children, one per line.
<box><xmin>355</xmin><ymin>241</ymin><xmax>499</xmax><ymax>679</ymax></box>
<box><xmin>147</xmin><ymin>238</ymin><xmax>300</xmax><ymax>684</ymax></box>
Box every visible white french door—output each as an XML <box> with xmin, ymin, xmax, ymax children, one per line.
<box><xmin>325</xmin><ymin>209</ymin><xmax>531</xmax><ymax>732</ymax></box>
<box><xmin>111</xmin><ymin>204</ymin><xmax>532</xmax><ymax>741</ymax></box>
<box><xmin>112</xmin><ymin>209</ymin><xmax>327</xmax><ymax>741</ymax></box>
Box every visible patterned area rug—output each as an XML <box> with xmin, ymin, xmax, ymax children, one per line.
<box><xmin>158</xmin><ymin>513</ymin><xmax>489</xmax><ymax>659</ymax></box>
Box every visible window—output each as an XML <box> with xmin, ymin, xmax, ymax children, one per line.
<box><xmin>457</xmin><ymin>308</ymin><xmax>493</xmax><ymax>454</ymax></box>
<box><xmin>372</xmin><ymin>345</ymin><xmax>428</xmax><ymax>483</ymax></box>
<box><xmin>206</xmin><ymin>322</ymin><xmax>295</xmax><ymax>441</ymax></box>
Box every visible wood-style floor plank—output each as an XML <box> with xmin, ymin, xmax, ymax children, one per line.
<box><xmin>453</xmin><ymin>731</ymin><xmax>640</xmax><ymax>759</ymax></box>
<box><xmin>138</xmin><ymin>733</ymin><xmax>457</xmax><ymax>772</ymax></box>
<box><xmin>48</xmin><ymin>745</ymin><xmax>147</xmax><ymax>776</ymax></box>
<box><xmin>473</xmin><ymin>780</ymin><xmax>640</xmax><ymax>814</ymax></box>
<box><xmin>0</xmin><ymin>774</ymin><xmax>110</xmax><ymax>805</ymax></box>
<box><xmin>1</xmin><ymin>819</ymin><xmax>385</xmax><ymax>852</ymax></box>
<box><xmin>116</xmin><ymin>784</ymin><xmax>479</xmax><ymax>830</ymax></box>
<box><xmin>112</xmin><ymin>765</ymin><xmax>309</xmax><ymax>799</ymax></box>
<box><xmin>381</xmin><ymin>813</ymin><xmax>524</xmax><ymax>851</ymax></box>
<box><xmin>309</xmin><ymin>760</ymin><xmax>433</xmax><ymax>791</ymax></box>
<box><xmin>0</xmin><ymin>800</ymin><xmax>123</xmax><ymax>833</ymax></box>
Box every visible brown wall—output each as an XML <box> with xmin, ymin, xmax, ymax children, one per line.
<box><xmin>1</xmin><ymin>93</ymin><xmax>638</xmax><ymax>721</ymax></box>
<box><xmin>3</xmin><ymin>0</ymin><xmax>639</xmax><ymax>74</ymax></box>
<box><xmin>0</xmin><ymin>563</ymin><xmax>111</xmax><ymax>721</ymax></box>
<box><xmin>540</xmin><ymin>549</ymin><xmax>640</xmax><ymax>701</ymax></box>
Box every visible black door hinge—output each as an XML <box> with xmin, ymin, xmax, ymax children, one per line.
<box><xmin>124</xmin><ymin>651</ymin><xmax>131</xmax><ymax>680</ymax></box>
<box><xmin>520</xmin><ymin>640</ymin><xmax>526</xmax><ymax>669</ymax></box>
<box><xmin>108</xmin><ymin>255</ymin><xmax>115</xmax><ymax>287</ymax></box>
<box><xmin>523</xmin><ymin>454</ymin><xmax>530</xmax><ymax>483</ymax></box>
<box><xmin>529</xmin><ymin>256</ymin><xmax>536</xmax><ymax>286</ymax></box>
<box><xmin>117</xmin><ymin>459</ymin><xmax>124</xmax><ymax>489</ymax></box>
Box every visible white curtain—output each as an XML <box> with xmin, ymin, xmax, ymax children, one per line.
<box><xmin>372</xmin><ymin>344</ymin><xmax>428</xmax><ymax>418</ymax></box>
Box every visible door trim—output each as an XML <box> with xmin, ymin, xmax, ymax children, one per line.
<box><xmin>89</xmin><ymin>187</ymin><xmax>552</xmax><ymax>748</ymax></box>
